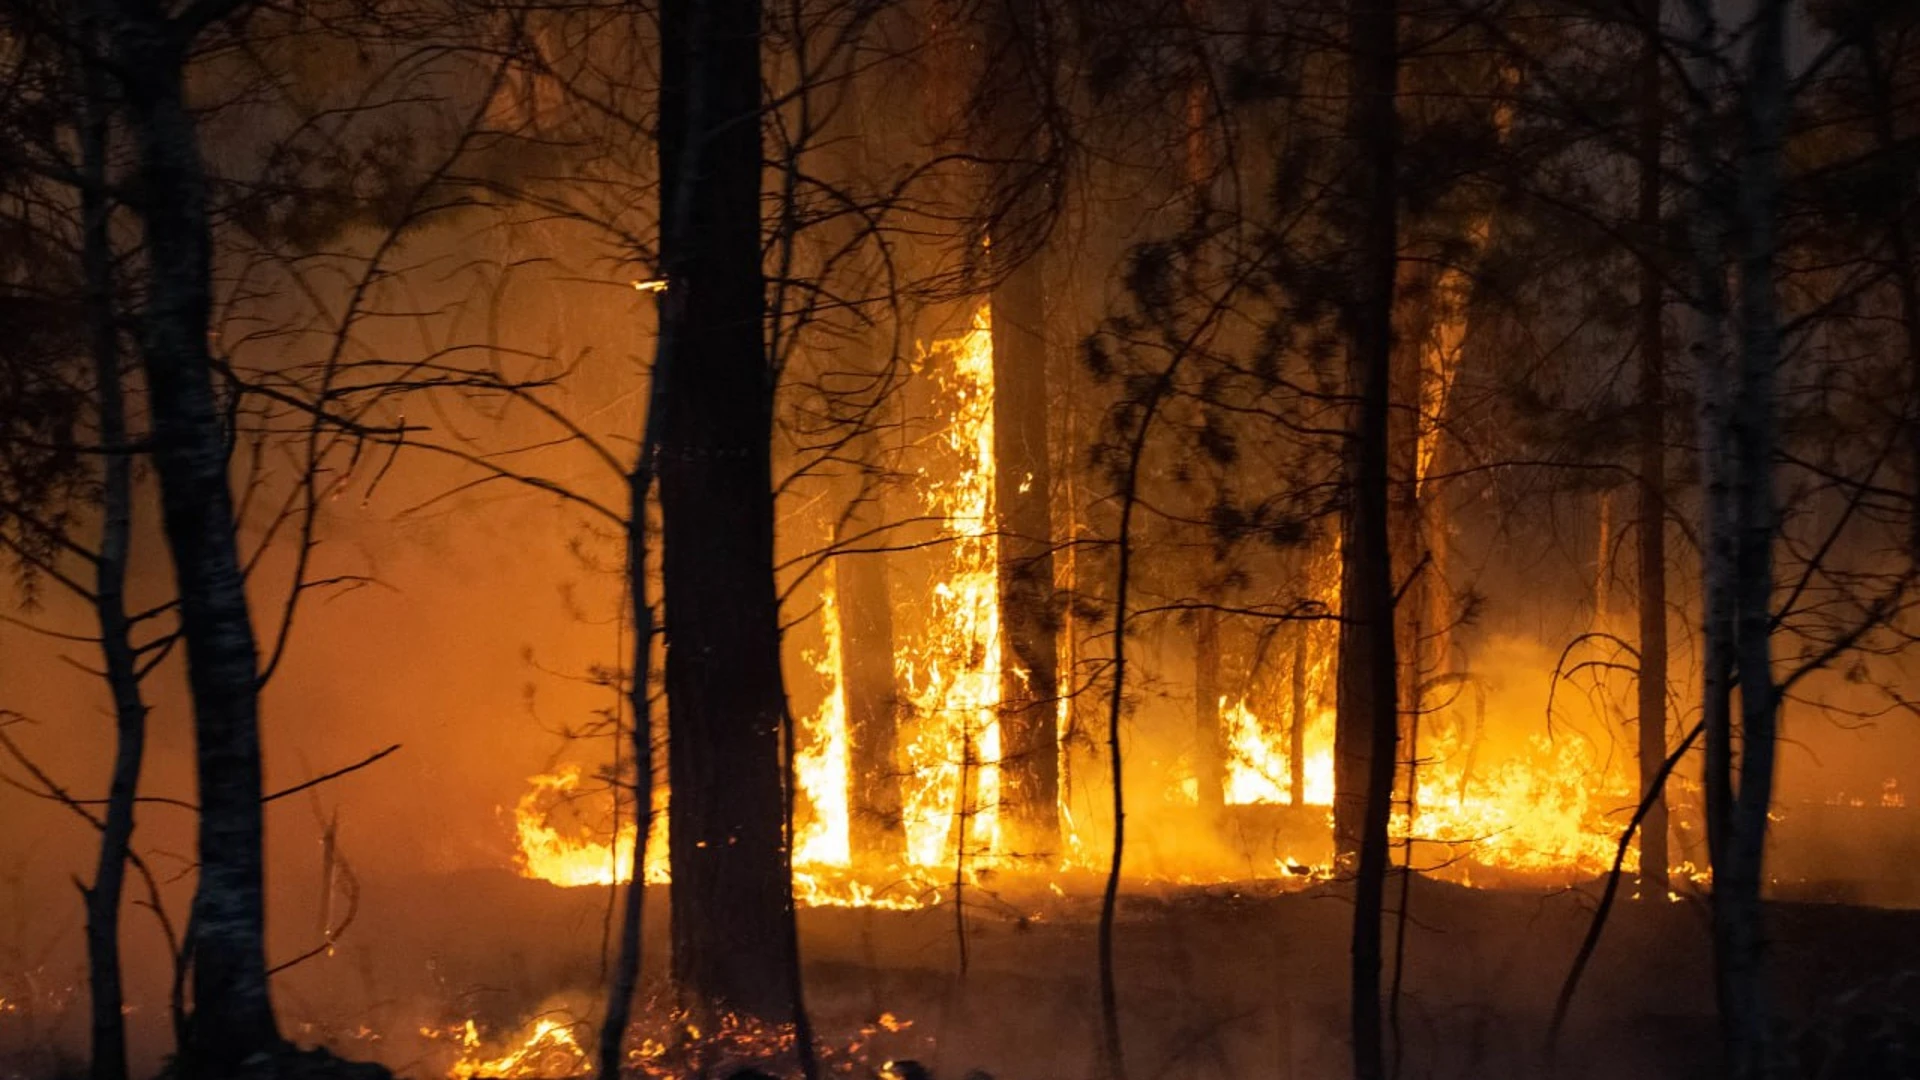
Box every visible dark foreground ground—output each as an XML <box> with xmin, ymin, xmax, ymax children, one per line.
<box><xmin>196</xmin><ymin>868</ymin><xmax>1920</xmax><ymax>1080</ymax></box>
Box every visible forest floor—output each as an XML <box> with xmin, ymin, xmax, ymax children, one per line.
<box><xmin>260</xmin><ymin>868</ymin><xmax>1920</xmax><ymax>1080</ymax></box>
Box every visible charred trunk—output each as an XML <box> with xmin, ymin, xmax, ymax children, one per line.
<box><xmin>657</xmin><ymin>0</ymin><xmax>799</xmax><ymax>1023</ymax></box>
<box><xmin>1336</xmin><ymin>0</ymin><xmax>1400</xmax><ymax>1073</ymax></box>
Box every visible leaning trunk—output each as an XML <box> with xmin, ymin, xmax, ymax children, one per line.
<box><xmin>106</xmin><ymin>7</ymin><xmax>281</xmax><ymax>1067</ymax></box>
<box><xmin>657</xmin><ymin>0</ymin><xmax>798</xmax><ymax>1023</ymax></box>
<box><xmin>599</xmin><ymin>453</ymin><xmax>657</xmax><ymax>1080</ymax></box>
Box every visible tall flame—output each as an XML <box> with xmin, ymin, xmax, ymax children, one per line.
<box><xmin>897</xmin><ymin>305</ymin><xmax>1004</xmax><ymax>868</ymax></box>
<box><xmin>795</xmin><ymin>568</ymin><xmax>852</xmax><ymax>867</ymax></box>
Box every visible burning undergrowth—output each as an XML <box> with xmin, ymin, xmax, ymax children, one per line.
<box><xmin>411</xmin><ymin>995</ymin><xmax>926</xmax><ymax>1080</ymax></box>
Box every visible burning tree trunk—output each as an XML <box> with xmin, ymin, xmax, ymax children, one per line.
<box><xmin>1335</xmin><ymin>0</ymin><xmax>1400</xmax><ymax>1074</ymax></box>
<box><xmin>656</xmin><ymin>0</ymin><xmax>799</xmax><ymax>1023</ymax></box>
<box><xmin>100</xmin><ymin>2</ymin><xmax>282</xmax><ymax>1068</ymax></box>
<box><xmin>1193</xmin><ymin>606</ymin><xmax>1224</xmax><ymax>816</ymax></box>
<box><xmin>983</xmin><ymin>0</ymin><xmax>1060</xmax><ymax>860</ymax></box>
<box><xmin>814</xmin><ymin>22</ymin><xmax>903</xmax><ymax>867</ymax></box>
<box><xmin>1289</xmin><ymin>627</ymin><xmax>1308</xmax><ymax>807</ymax></box>
<box><xmin>1632</xmin><ymin>0</ymin><xmax>1671</xmax><ymax>895</ymax></box>
<box><xmin>838</xmin><ymin>479</ymin><xmax>904</xmax><ymax>861</ymax></box>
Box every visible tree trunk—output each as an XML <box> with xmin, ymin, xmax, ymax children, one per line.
<box><xmin>657</xmin><ymin>0</ymin><xmax>799</xmax><ymax>1023</ymax></box>
<box><xmin>838</xmin><ymin>478</ymin><xmax>904</xmax><ymax>862</ymax></box>
<box><xmin>1193</xmin><ymin>607</ymin><xmax>1223</xmax><ymax>816</ymax></box>
<box><xmin>1715</xmin><ymin>0</ymin><xmax>1787</xmax><ymax>1070</ymax></box>
<box><xmin>1335</xmin><ymin>0</ymin><xmax>1400</xmax><ymax>1073</ymax></box>
<box><xmin>1678</xmin><ymin>0</ymin><xmax>1736</xmax><ymax>896</ymax></box>
<box><xmin>104</xmin><ymin>6</ymin><xmax>282</xmax><ymax>1068</ymax></box>
<box><xmin>77</xmin><ymin>37</ymin><xmax>148</xmax><ymax>1080</ymax></box>
<box><xmin>1633</xmin><ymin>0</ymin><xmax>1671</xmax><ymax>896</ymax></box>
<box><xmin>985</xmin><ymin>0</ymin><xmax>1060</xmax><ymax>859</ymax></box>
<box><xmin>1289</xmin><ymin>628</ymin><xmax>1307</xmax><ymax>807</ymax></box>
<box><xmin>600</xmin><ymin>450</ymin><xmax>657</xmax><ymax>1080</ymax></box>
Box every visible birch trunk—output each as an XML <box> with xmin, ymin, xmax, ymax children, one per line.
<box><xmin>77</xmin><ymin>32</ymin><xmax>150</xmax><ymax>1080</ymax></box>
<box><xmin>104</xmin><ymin>4</ymin><xmax>282</xmax><ymax>1066</ymax></box>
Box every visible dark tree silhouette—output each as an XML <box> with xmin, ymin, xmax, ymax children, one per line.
<box><xmin>1335</xmin><ymin>0</ymin><xmax>1401</xmax><ymax>1075</ymax></box>
<box><xmin>657</xmin><ymin>0</ymin><xmax>801</xmax><ymax>1022</ymax></box>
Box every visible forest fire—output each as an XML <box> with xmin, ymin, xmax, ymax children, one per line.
<box><xmin>503</xmin><ymin>304</ymin><xmax>1651</xmax><ymax>904</ymax></box>
<box><xmin>893</xmin><ymin>306</ymin><xmax>1009</xmax><ymax>871</ymax></box>
<box><xmin>5</xmin><ymin>1</ymin><xmax>1920</xmax><ymax>1078</ymax></box>
<box><xmin>430</xmin><ymin>1009</ymin><xmax>921</xmax><ymax>1080</ymax></box>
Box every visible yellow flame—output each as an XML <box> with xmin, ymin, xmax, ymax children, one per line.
<box><xmin>512</xmin><ymin>766</ymin><xmax>666</xmax><ymax>888</ymax></box>
<box><xmin>897</xmin><ymin>305</ymin><xmax>1004</xmax><ymax>868</ymax></box>
<box><xmin>1401</xmin><ymin>733</ymin><xmax>1629</xmax><ymax>878</ymax></box>
<box><xmin>502</xmin><ymin>280</ymin><xmax>1659</xmax><ymax>903</ymax></box>
<box><xmin>1222</xmin><ymin>697</ymin><xmax>1333</xmax><ymax>806</ymax></box>
<box><xmin>444</xmin><ymin>1018</ymin><xmax>590</xmax><ymax>1080</ymax></box>
<box><xmin>795</xmin><ymin>568</ymin><xmax>852</xmax><ymax>867</ymax></box>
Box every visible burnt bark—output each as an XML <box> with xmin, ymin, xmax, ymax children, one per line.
<box><xmin>101</xmin><ymin>3</ymin><xmax>281</xmax><ymax>1068</ymax></box>
<box><xmin>1633</xmin><ymin>0</ymin><xmax>1671</xmax><ymax>895</ymax></box>
<box><xmin>1335</xmin><ymin>0</ymin><xmax>1400</xmax><ymax>1074</ymax></box>
<box><xmin>657</xmin><ymin>0</ymin><xmax>799</xmax><ymax>1023</ymax></box>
